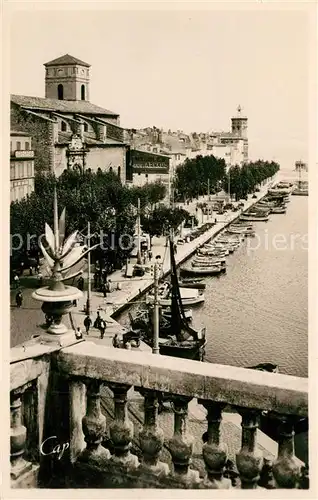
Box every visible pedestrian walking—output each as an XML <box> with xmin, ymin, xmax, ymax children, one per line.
<box><xmin>15</xmin><ymin>290</ymin><xmax>23</xmax><ymax>308</ymax></box>
<box><xmin>102</xmin><ymin>283</ymin><xmax>107</xmax><ymax>298</ymax></box>
<box><xmin>148</xmin><ymin>250</ymin><xmax>153</xmax><ymax>261</ymax></box>
<box><xmin>83</xmin><ymin>315</ymin><xmax>92</xmax><ymax>334</ymax></box>
<box><xmin>94</xmin><ymin>311</ymin><xmax>101</xmax><ymax>329</ymax></box>
<box><xmin>99</xmin><ymin>318</ymin><xmax>106</xmax><ymax>340</ymax></box>
<box><xmin>75</xmin><ymin>327</ymin><xmax>83</xmax><ymax>340</ymax></box>
<box><xmin>19</xmin><ymin>261</ymin><xmax>24</xmax><ymax>276</ymax></box>
<box><xmin>29</xmin><ymin>266</ymin><xmax>33</xmax><ymax>276</ymax></box>
<box><xmin>13</xmin><ymin>274</ymin><xmax>20</xmax><ymax>289</ymax></box>
<box><xmin>94</xmin><ymin>272</ymin><xmax>98</xmax><ymax>289</ymax></box>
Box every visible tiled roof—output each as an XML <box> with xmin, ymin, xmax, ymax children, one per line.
<box><xmin>44</xmin><ymin>54</ymin><xmax>90</xmax><ymax>67</ymax></box>
<box><xmin>11</xmin><ymin>94</ymin><xmax>118</xmax><ymax>117</ymax></box>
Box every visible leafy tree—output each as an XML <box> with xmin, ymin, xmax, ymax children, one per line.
<box><xmin>141</xmin><ymin>206</ymin><xmax>190</xmax><ymax>243</ymax></box>
<box><xmin>174</xmin><ymin>155</ymin><xmax>227</xmax><ymax>201</ymax></box>
<box><xmin>10</xmin><ymin>169</ymin><xmax>167</xmax><ymax>269</ymax></box>
<box><xmin>224</xmin><ymin>160</ymin><xmax>280</xmax><ymax>200</ymax></box>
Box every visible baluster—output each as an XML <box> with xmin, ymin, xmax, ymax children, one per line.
<box><xmin>10</xmin><ymin>389</ymin><xmax>32</xmax><ymax>480</ymax></box>
<box><xmin>198</xmin><ymin>401</ymin><xmax>231</xmax><ymax>489</ymax></box>
<box><xmin>236</xmin><ymin>408</ymin><xmax>263</xmax><ymax>489</ymax></box>
<box><xmin>108</xmin><ymin>383</ymin><xmax>138</xmax><ymax>469</ymax></box>
<box><xmin>138</xmin><ymin>389</ymin><xmax>169</xmax><ymax>477</ymax></box>
<box><xmin>168</xmin><ymin>396</ymin><xmax>199</xmax><ymax>486</ymax></box>
<box><xmin>299</xmin><ymin>463</ymin><xmax>309</xmax><ymax>489</ymax></box>
<box><xmin>272</xmin><ymin>415</ymin><xmax>301</xmax><ymax>488</ymax></box>
<box><xmin>79</xmin><ymin>379</ymin><xmax>110</xmax><ymax>465</ymax></box>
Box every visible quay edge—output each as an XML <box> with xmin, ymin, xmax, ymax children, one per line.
<box><xmin>110</xmin><ymin>183</ymin><xmax>273</xmax><ymax>319</ymax></box>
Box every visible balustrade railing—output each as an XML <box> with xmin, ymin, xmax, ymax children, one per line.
<box><xmin>10</xmin><ymin>341</ymin><xmax>308</xmax><ymax>489</ymax></box>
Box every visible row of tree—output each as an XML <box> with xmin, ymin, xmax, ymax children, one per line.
<box><xmin>174</xmin><ymin>155</ymin><xmax>280</xmax><ymax>202</ymax></box>
<box><xmin>224</xmin><ymin>160</ymin><xmax>280</xmax><ymax>200</ymax></box>
<box><xmin>10</xmin><ymin>170</ymin><xmax>168</xmax><ymax>269</ymax></box>
<box><xmin>174</xmin><ymin>155</ymin><xmax>227</xmax><ymax>201</ymax></box>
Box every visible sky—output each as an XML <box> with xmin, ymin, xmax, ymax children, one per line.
<box><xmin>8</xmin><ymin>5</ymin><xmax>312</xmax><ymax>170</ymax></box>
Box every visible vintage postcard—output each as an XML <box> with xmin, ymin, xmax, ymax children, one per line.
<box><xmin>2</xmin><ymin>0</ymin><xmax>316</xmax><ymax>498</ymax></box>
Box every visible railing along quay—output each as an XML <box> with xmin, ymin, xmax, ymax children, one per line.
<box><xmin>10</xmin><ymin>341</ymin><xmax>309</xmax><ymax>489</ymax></box>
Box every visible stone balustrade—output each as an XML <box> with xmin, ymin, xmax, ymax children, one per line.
<box><xmin>10</xmin><ymin>341</ymin><xmax>308</xmax><ymax>489</ymax></box>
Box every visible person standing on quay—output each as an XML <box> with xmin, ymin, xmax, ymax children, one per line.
<box><xmin>75</xmin><ymin>327</ymin><xmax>83</xmax><ymax>340</ymax></box>
<box><xmin>13</xmin><ymin>274</ymin><xmax>20</xmax><ymax>289</ymax></box>
<box><xmin>16</xmin><ymin>290</ymin><xmax>23</xmax><ymax>308</ymax></box>
<box><xmin>99</xmin><ymin>318</ymin><xmax>106</xmax><ymax>340</ymax></box>
<box><xmin>84</xmin><ymin>315</ymin><xmax>92</xmax><ymax>335</ymax></box>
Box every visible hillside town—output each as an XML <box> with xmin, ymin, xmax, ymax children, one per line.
<box><xmin>9</xmin><ymin>52</ymin><xmax>309</xmax><ymax>491</ymax></box>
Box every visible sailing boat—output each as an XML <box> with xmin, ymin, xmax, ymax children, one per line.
<box><xmin>155</xmin><ymin>236</ymin><xmax>206</xmax><ymax>360</ymax></box>
<box><xmin>128</xmin><ymin>235</ymin><xmax>206</xmax><ymax>361</ymax></box>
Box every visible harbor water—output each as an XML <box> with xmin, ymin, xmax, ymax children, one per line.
<box><xmin>118</xmin><ymin>185</ymin><xmax>308</xmax><ymax>378</ymax></box>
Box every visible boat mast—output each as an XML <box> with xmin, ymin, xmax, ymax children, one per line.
<box><xmin>152</xmin><ymin>257</ymin><xmax>160</xmax><ymax>355</ymax></box>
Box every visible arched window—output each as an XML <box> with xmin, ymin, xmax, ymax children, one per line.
<box><xmin>61</xmin><ymin>121</ymin><xmax>67</xmax><ymax>132</ymax></box>
<box><xmin>117</xmin><ymin>166</ymin><xmax>121</xmax><ymax>178</ymax></box>
<box><xmin>81</xmin><ymin>84</ymin><xmax>85</xmax><ymax>101</ymax></box>
<box><xmin>58</xmin><ymin>84</ymin><xmax>64</xmax><ymax>100</ymax></box>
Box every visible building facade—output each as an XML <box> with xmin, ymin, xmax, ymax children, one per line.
<box><xmin>126</xmin><ymin>106</ymin><xmax>248</xmax><ymax>180</ymax></box>
<box><xmin>10</xmin><ymin>54</ymin><xmax>127</xmax><ymax>183</ymax></box>
<box><xmin>10</xmin><ymin>131</ymin><xmax>35</xmax><ymax>202</ymax></box>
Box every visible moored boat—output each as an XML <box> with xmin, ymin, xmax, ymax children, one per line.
<box><xmin>147</xmin><ymin>283</ymin><xmax>205</xmax><ymax>307</ymax></box>
<box><xmin>240</xmin><ymin>212</ymin><xmax>269</xmax><ymax>222</ymax></box>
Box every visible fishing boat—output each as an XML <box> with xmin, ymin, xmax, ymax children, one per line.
<box><xmin>147</xmin><ymin>282</ymin><xmax>205</xmax><ymax>307</ymax></box>
<box><xmin>240</xmin><ymin>212</ymin><xmax>269</xmax><ymax>222</ymax></box>
<box><xmin>192</xmin><ymin>254</ymin><xmax>227</xmax><ymax>266</ymax></box>
<box><xmin>152</xmin><ymin>237</ymin><xmax>207</xmax><ymax>360</ymax></box>
<box><xmin>128</xmin><ymin>305</ymin><xmax>193</xmax><ymax>338</ymax></box>
<box><xmin>181</xmin><ymin>262</ymin><xmax>225</xmax><ymax>276</ymax></box>
<box><xmin>179</xmin><ymin>278</ymin><xmax>206</xmax><ymax>290</ymax></box>
<box><xmin>198</xmin><ymin>248</ymin><xmax>228</xmax><ymax>257</ymax></box>
<box><xmin>271</xmin><ymin>206</ymin><xmax>287</xmax><ymax>214</ymax></box>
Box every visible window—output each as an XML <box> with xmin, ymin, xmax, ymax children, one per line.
<box><xmin>81</xmin><ymin>85</ymin><xmax>85</xmax><ymax>101</ymax></box>
<box><xmin>117</xmin><ymin>166</ymin><xmax>121</xmax><ymax>178</ymax></box>
<box><xmin>16</xmin><ymin>141</ymin><xmax>21</xmax><ymax>151</ymax></box>
<box><xmin>84</xmin><ymin>123</ymin><xmax>88</xmax><ymax>132</ymax></box>
<box><xmin>10</xmin><ymin>165</ymin><xmax>15</xmax><ymax>179</ymax></box>
<box><xmin>57</xmin><ymin>84</ymin><xmax>64</xmax><ymax>100</ymax></box>
<box><xmin>10</xmin><ymin>141</ymin><xmax>12</xmax><ymax>153</ymax></box>
<box><xmin>25</xmin><ymin>142</ymin><xmax>30</xmax><ymax>150</ymax></box>
<box><xmin>61</xmin><ymin>121</ymin><xmax>67</xmax><ymax>132</ymax></box>
<box><xmin>27</xmin><ymin>162</ymin><xmax>33</xmax><ymax>177</ymax></box>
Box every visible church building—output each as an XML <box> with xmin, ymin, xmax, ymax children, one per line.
<box><xmin>10</xmin><ymin>54</ymin><xmax>128</xmax><ymax>182</ymax></box>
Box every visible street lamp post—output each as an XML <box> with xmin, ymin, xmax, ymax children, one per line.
<box><xmin>86</xmin><ymin>221</ymin><xmax>91</xmax><ymax>316</ymax></box>
<box><xmin>152</xmin><ymin>257</ymin><xmax>161</xmax><ymax>355</ymax></box>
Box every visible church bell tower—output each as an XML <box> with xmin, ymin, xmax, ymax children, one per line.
<box><xmin>44</xmin><ymin>54</ymin><xmax>90</xmax><ymax>101</ymax></box>
<box><xmin>231</xmin><ymin>105</ymin><xmax>248</xmax><ymax>139</ymax></box>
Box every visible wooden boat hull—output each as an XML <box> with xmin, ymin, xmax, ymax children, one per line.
<box><xmin>179</xmin><ymin>281</ymin><xmax>206</xmax><ymax>290</ymax></box>
<box><xmin>181</xmin><ymin>265</ymin><xmax>225</xmax><ymax>276</ymax></box>
<box><xmin>240</xmin><ymin>214</ymin><xmax>269</xmax><ymax>222</ymax></box>
<box><xmin>158</xmin><ymin>338</ymin><xmax>206</xmax><ymax>361</ymax></box>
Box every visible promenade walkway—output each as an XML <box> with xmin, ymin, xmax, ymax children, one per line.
<box><xmin>71</xmin><ymin>177</ymin><xmax>274</xmax><ymax>333</ymax></box>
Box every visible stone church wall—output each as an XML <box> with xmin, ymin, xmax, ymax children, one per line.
<box><xmin>10</xmin><ymin>104</ymin><xmax>54</xmax><ymax>174</ymax></box>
